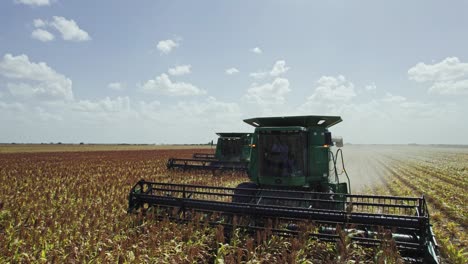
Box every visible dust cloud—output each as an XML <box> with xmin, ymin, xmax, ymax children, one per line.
<box><xmin>333</xmin><ymin>145</ymin><xmax>403</xmax><ymax>193</ymax></box>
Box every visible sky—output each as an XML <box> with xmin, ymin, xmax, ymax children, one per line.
<box><xmin>0</xmin><ymin>0</ymin><xmax>467</xmax><ymax>144</ymax></box>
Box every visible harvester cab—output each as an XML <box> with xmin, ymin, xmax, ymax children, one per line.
<box><xmin>243</xmin><ymin>115</ymin><xmax>348</xmax><ymax>194</ymax></box>
<box><xmin>214</xmin><ymin>132</ymin><xmax>252</xmax><ymax>162</ymax></box>
<box><xmin>129</xmin><ymin>115</ymin><xmax>439</xmax><ymax>263</ymax></box>
<box><xmin>166</xmin><ymin>132</ymin><xmax>252</xmax><ymax>172</ymax></box>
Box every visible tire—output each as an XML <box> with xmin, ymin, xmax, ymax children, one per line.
<box><xmin>232</xmin><ymin>182</ymin><xmax>258</xmax><ymax>203</ymax></box>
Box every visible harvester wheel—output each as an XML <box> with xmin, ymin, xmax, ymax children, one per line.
<box><xmin>232</xmin><ymin>182</ymin><xmax>258</xmax><ymax>203</ymax></box>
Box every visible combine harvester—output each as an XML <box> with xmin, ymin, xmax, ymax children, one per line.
<box><xmin>129</xmin><ymin>115</ymin><xmax>439</xmax><ymax>263</ymax></box>
<box><xmin>166</xmin><ymin>133</ymin><xmax>252</xmax><ymax>172</ymax></box>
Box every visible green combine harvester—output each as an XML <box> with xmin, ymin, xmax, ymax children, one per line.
<box><xmin>166</xmin><ymin>132</ymin><xmax>252</xmax><ymax>172</ymax></box>
<box><xmin>129</xmin><ymin>115</ymin><xmax>439</xmax><ymax>263</ymax></box>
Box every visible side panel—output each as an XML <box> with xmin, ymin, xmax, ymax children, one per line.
<box><xmin>240</xmin><ymin>134</ymin><xmax>253</xmax><ymax>162</ymax></box>
<box><xmin>214</xmin><ymin>138</ymin><xmax>223</xmax><ymax>160</ymax></box>
<box><xmin>308</xmin><ymin>128</ymin><xmax>330</xmax><ymax>190</ymax></box>
<box><xmin>247</xmin><ymin>133</ymin><xmax>259</xmax><ymax>183</ymax></box>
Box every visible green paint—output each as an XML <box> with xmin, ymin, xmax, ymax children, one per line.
<box><xmin>244</xmin><ymin>115</ymin><xmax>348</xmax><ymax>193</ymax></box>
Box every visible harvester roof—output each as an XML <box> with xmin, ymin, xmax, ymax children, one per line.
<box><xmin>243</xmin><ymin>115</ymin><xmax>342</xmax><ymax>128</ymax></box>
<box><xmin>215</xmin><ymin>132</ymin><xmax>250</xmax><ymax>138</ymax></box>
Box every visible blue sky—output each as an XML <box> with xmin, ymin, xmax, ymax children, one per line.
<box><xmin>0</xmin><ymin>0</ymin><xmax>467</xmax><ymax>144</ymax></box>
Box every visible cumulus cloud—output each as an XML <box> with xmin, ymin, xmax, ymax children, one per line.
<box><xmin>142</xmin><ymin>73</ymin><xmax>206</xmax><ymax>96</ymax></box>
<box><xmin>365</xmin><ymin>83</ymin><xmax>377</xmax><ymax>91</ymax></box>
<box><xmin>270</xmin><ymin>60</ymin><xmax>290</xmax><ymax>77</ymax></box>
<box><xmin>250</xmin><ymin>47</ymin><xmax>262</xmax><ymax>54</ymax></box>
<box><xmin>382</xmin><ymin>93</ymin><xmax>406</xmax><ymax>103</ymax></box>
<box><xmin>168</xmin><ymin>65</ymin><xmax>191</xmax><ymax>76</ymax></box>
<box><xmin>0</xmin><ymin>101</ymin><xmax>25</xmax><ymax>112</ymax></box>
<box><xmin>408</xmin><ymin>57</ymin><xmax>468</xmax><ymax>82</ymax></box>
<box><xmin>35</xmin><ymin>106</ymin><xmax>63</xmax><ymax>121</ymax></box>
<box><xmin>14</xmin><ymin>0</ymin><xmax>50</xmax><ymax>6</ymax></box>
<box><xmin>245</xmin><ymin>78</ymin><xmax>291</xmax><ymax>105</ymax></box>
<box><xmin>33</xmin><ymin>19</ymin><xmax>47</xmax><ymax>27</ymax></box>
<box><xmin>408</xmin><ymin>57</ymin><xmax>468</xmax><ymax>95</ymax></box>
<box><xmin>137</xmin><ymin>97</ymin><xmax>242</xmax><ymax>135</ymax></box>
<box><xmin>108</xmin><ymin>82</ymin><xmax>125</xmax><ymax>91</ymax></box>
<box><xmin>225</xmin><ymin>67</ymin><xmax>239</xmax><ymax>75</ymax></box>
<box><xmin>49</xmin><ymin>16</ymin><xmax>91</xmax><ymax>42</ymax></box>
<box><xmin>157</xmin><ymin>39</ymin><xmax>179</xmax><ymax>54</ymax></box>
<box><xmin>31</xmin><ymin>28</ymin><xmax>54</xmax><ymax>42</ymax></box>
<box><xmin>307</xmin><ymin>75</ymin><xmax>356</xmax><ymax>102</ymax></box>
<box><xmin>250</xmin><ymin>60</ymin><xmax>290</xmax><ymax>79</ymax></box>
<box><xmin>429</xmin><ymin>80</ymin><xmax>468</xmax><ymax>95</ymax></box>
<box><xmin>138</xmin><ymin>100</ymin><xmax>161</xmax><ymax>114</ymax></box>
<box><xmin>0</xmin><ymin>53</ymin><xmax>73</xmax><ymax>100</ymax></box>
<box><xmin>73</xmin><ymin>97</ymin><xmax>131</xmax><ymax>113</ymax></box>
<box><xmin>249</xmin><ymin>71</ymin><xmax>268</xmax><ymax>79</ymax></box>
<box><xmin>175</xmin><ymin>97</ymin><xmax>241</xmax><ymax>119</ymax></box>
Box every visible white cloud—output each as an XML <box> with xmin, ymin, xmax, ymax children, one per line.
<box><xmin>307</xmin><ymin>75</ymin><xmax>356</xmax><ymax>102</ymax></box>
<box><xmin>168</xmin><ymin>65</ymin><xmax>191</xmax><ymax>76</ymax></box>
<box><xmin>382</xmin><ymin>93</ymin><xmax>406</xmax><ymax>103</ymax></box>
<box><xmin>429</xmin><ymin>80</ymin><xmax>468</xmax><ymax>95</ymax></box>
<box><xmin>270</xmin><ymin>60</ymin><xmax>290</xmax><ymax>77</ymax></box>
<box><xmin>250</xmin><ymin>60</ymin><xmax>290</xmax><ymax>79</ymax></box>
<box><xmin>365</xmin><ymin>83</ymin><xmax>377</xmax><ymax>91</ymax></box>
<box><xmin>14</xmin><ymin>0</ymin><xmax>50</xmax><ymax>6</ymax></box>
<box><xmin>73</xmin><ymin>97</ymin><xmax>130</xmax><ymax>113</ymax></box>
<box><xmin>0</xmin><ymin>53</ymin><xmax>73</xmax><ymax>100</ymax></box>
<box><xmin>31</xmin><ymin>28</ymin><xmax>54</xmax><ymax>42</ymax></box>
<box><xmin>175</xmin><ymin>97</ymin><xmax>241</xmax><ymax>119</ymax></box>
<box><xmin>249</xmin><ymin>71</ymin><xmax>268</xmax><ymax>79</ymax></box>
<box><xmin>108</xmin><ymin>82</ymin><xmax>125</xmax><ymax>91</ymax></box>
<box><xmin>408</xmin><ymin>57</ymin><xmax>468</xmax><ymax>95</ymax></box>
<box><xmin>142</xmin><ymin>73</ymin><xmax>206</xmax><ymax>96</ymax></box>
<box><xmin>0</xmin><ymin>101</ymin><xmax>25</xmax><ymax>112</ymax></box>
<box><xmin>35</xmin><ymin>106</ymin><xmax>62</xmax><ymax>121</ymax></box>
<box><xmin>157</xmin><ymin>39</ymin><xmax>179</xmax><ymax>54</ymax></box>
<box><xmin>408</xmin><ymin>57</ymin><xmax>468</xmax><ymax>82</ymax></box>
<box><xmin>7</xmin><ymin>82</ymin><xmax>65</xmax><ymax>99</ymax></box>
<box><xmin>33</xmin><ymin>19</ymin><xmax>47</xmax><ymax>28</ymax></box>
<box><xmin>225</xmin><ymin>67</ymin><xmax>239</xmax><ymax>75</ymax></box>
<box><xmin>138</xmin><ymin>100</ymin><xmax>161</xmax><ymax>114</ymax></box>
<box><xmin>136</xmin><ymin>96</ymin><xmax>242</xmax><ymax>132</ymax></box>
<box><xmin>250</xmin><ymin>47</ymin><xmax>262</xmax><ymax>54</ymax></box>
<box><xmin>50</xmin><ymin>16</ymin><xmax>91</xmax><ymax>42</ymax></box>
<box><xmin>245</xmin><ymin>77</ymin><xmax>291</xmax><ymax>105</ymax></box>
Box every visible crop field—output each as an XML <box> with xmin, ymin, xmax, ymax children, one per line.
<box><xmin>0</xmin><ymin>145</ymin><xmax>466</xmax><ymax>263</ymax></box>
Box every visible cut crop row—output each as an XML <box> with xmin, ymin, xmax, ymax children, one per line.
<box><xmin>373</xmin><ymin>157</ymin><xmax>467</xmax><ymax>263</ymax></box>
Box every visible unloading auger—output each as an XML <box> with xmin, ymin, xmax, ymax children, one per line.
<box><xmin>128</xmin><ymin>115</ymin><xmax>439</xmax><ymax>263</ymax></box>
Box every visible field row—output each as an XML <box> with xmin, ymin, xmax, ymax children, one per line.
<box><xmin>371</xmin><ymin>153</ymin><xmax>467</xmax><ymax>264</ymax></box>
